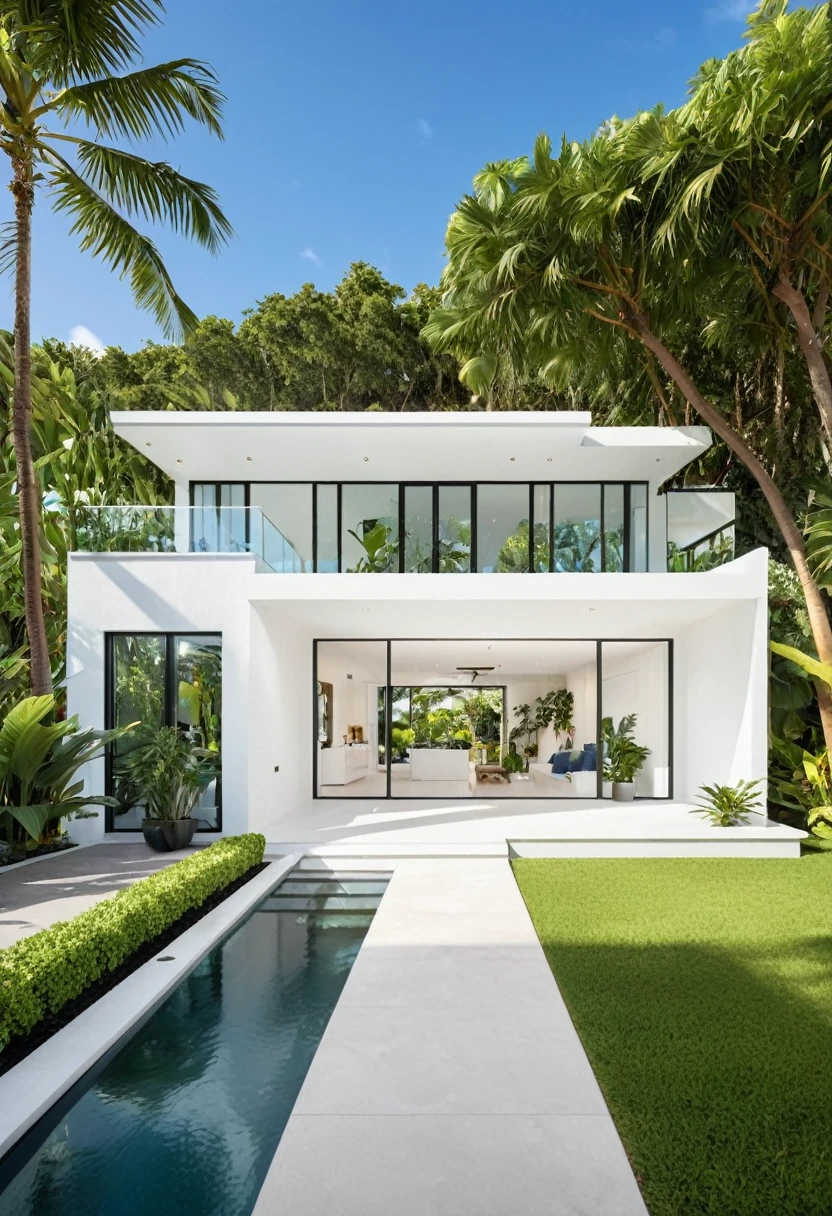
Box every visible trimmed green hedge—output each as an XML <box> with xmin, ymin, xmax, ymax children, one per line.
<box><xmin>0</xmin><ymin>833</ymin><xmax>266</xmax><ymax>1053</ymax></box>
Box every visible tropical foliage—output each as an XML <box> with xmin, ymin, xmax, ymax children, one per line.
<box><xmin>115</xmin><ymin>726</ymin><xmax>215</xmax><ymax>822</ymax></box>
<box><xmin>602</xmin><ymin>714</ymin><xmax>650</xmax><ymax>785</ymax></box>
<box><xmin>693</xmin><ymin>779</ymin><xmax>763</xmax><ymax>827</ymax></box>
<box><xmin>1</xmin><ymin>0</ymin><xmax>228</xmax><ymax>697</ymax></box>
<box><xmin>0</xmin><ymin>694</ymin><xmax>130</xmax><ymax>855</ymax></box>
<box><xmin>770</xmin><ymin>737</ymin><xmax>832</xmax><ymax>837</ymax></box>
<box><xmin>424</xmin><ymin>0</ymin><xmax>832</xmax><ymax>752</ymax></box>
<box><xmin>0</xmin><ymin>341</ymin><xmax>171</xmax><ymax>714</ymax></box>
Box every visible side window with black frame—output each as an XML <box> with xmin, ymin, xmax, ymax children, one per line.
<box><xmin>107</xmin><ymin>633</ymin><xmax>222</xmax><ymax>831</ymax></box>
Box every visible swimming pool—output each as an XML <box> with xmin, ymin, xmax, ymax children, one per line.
<box><xmin>0</xmin><ymin>867</ymin><xmax>389</xmax><ymax>1216</ymax></box>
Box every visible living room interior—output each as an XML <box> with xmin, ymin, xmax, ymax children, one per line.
<box><xmin>314</xmin><ymin>638</ymin><xmax>670</xmax><ymax>800</ymax></box>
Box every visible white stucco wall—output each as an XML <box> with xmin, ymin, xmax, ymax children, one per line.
<box><xmin>66</xmin><ymin>552</ymin><xmax>254</xmax><ymax>841</ymax></box>
<box><xmin>64</xmin><ymin>546</ymin><xmax>770</xmax><ymax>836</ymax></box>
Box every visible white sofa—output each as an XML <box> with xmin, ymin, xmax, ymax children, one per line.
<box><xmin>409</xmin><ymin>748</ymin><xmax>471</xmax><ymax>781</ymax></box>
<box><xmin>529</xmin><ymin>762</ymin><xmax>597</xmax><ymax>797</ymax></box>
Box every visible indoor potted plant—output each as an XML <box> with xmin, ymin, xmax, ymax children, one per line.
<box><xmin>119</xmin><ymin>726</ymin><xmax>215</xmax><ymax>851</ymax></box>
<box><xmin>602</xmin><ymin>714</ymin><xmax>650</xmax><ymax>801</ymax></box>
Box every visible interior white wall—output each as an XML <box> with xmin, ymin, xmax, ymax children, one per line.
<box><xmin>602</xmin><ymin>642</ymin><xmax>669</xmax><ymax>796</ymax></box>
<box><xmin>504</xmin><ymin>676</ymin><xmax>565</xmax><ymax>758</ymax></box>
<box><xmin>676</xmin><ymin>598</ymin><xmax>768</xmax><ymax>800</ymax></box>
<box><xmin>316</xmin><ymin>643</ymin><xmax>385</xmax><ymax>746</ymax></box>
<box><xmin>566</xmin><ymin>659</ymin><xmax>598</xmax><ymax>751</ymax></box>
<box><xmin>66</xmin><ymin>553</ymin><xmax>253</xmax><ymax>842</ymax></box>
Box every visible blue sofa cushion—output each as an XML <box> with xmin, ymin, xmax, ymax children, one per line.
<box><xmin>567</xmin><ymin>749</ymin><xmax>585</xmax><ymax>773</ymax></box>
<box><xmin>581</xmin><ymin>743</ymin><xmax>597</xmax><ymax>772</ymax></box>
<box><xmin>551</xmin><ymin>751</ymin><xmax>572</xmax><ymax>775</ymax></box>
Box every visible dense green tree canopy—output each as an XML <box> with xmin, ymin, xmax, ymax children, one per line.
<box><xmin>96</xmin><ymin>262</ymin><xmax>568</xmax><ymax>413</ymax></box>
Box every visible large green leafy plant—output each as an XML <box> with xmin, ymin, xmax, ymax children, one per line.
<box><xmin>117</xmin><ymin>726</ymin><xmax>215</xmax><ymax>821</ymax></box>
<box><xmin>0</xmin><ymin>694</ymin><xmax>129</xmax><ymax>853</ymax></box>
<box><xmin>770</xmin><ymin>737</ymin><xmax>832</xmax><ymax>838</ymax></box>
<box><xmin>602</xmin><ymin>714</ymin><xmax>650</xmax><ymax>784</ymax></box>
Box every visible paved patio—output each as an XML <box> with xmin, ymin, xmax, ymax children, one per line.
<box><xmin>253</xmin><ymin>858</ymin><xmax>647</xmax><ymax>1216</ymax></box>
<box><xmin>0</xmin><ymin>843</ymin><xmax>203</xmax><ymax>948</ymax></box>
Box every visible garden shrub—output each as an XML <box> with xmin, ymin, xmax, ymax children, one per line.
<box><xmin>0</xmin><ymin>833</ymin><xmax>265</xmax><ymax>1053</ymax></box>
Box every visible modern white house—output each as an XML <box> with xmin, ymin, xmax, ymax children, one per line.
<box><xmin>65</xmin><ymin>409</ymin><xmax>796</xmax><ymax>856</ymax></box>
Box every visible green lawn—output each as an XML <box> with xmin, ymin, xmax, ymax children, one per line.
<box><xmin>512</xmin><ymin>855</ymin><xmax>832</xmax><ymax>1216</ymax></box>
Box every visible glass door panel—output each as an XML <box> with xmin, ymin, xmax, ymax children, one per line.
<box><xmin>316</xmin><ymin>641</ymin><xmax>388</xmax><ymax>796</ymax></box>
<box><xmin>603</xmin><ymin>485</ymin><xmax>625</xmax><ymax>573</ymax></box>
<box><xmin>601</xmin><ymin>640</ymin><xmax>670</xmax><ymax>798</ymax></box>
<box><xmin>476</xmin><ymin>485</ymin><xmax>531</xmax><ymax>573</ymax></box>
<box><xmin>438</xmin><ymin>486</ymin><xmax>472</xmax><ymax>573</ymax></box>
<box><xmin>110</xmin><ymin>635</ymin><xmax>166</xmax><ymax>829</ymax></box>
<box><xmin>341</xmin><ymin>485</ymin><xmax>399</xmax><ymax>572</ymax></box>
<box><xmin>175</xmin><ymin>635</ymin><xmax>222</xmax><ymax>829</ymax></box>
<box><xmin>554</xmin><ymin>484</ymin><xmax>601</xmax><ymax>572</ymax></box>
<box><xmin>316</xmin><ymin>484</ymin><xmax>339</xmax><ymax>572</ymax></box>
<box><xmin>532</xmin><ymin>485</ymin><xmax>552</xmax><ymax>572</ymax></box>
<box><xmin>403</xmin><ymin>485</ymin><xmax>433</xmax><ymax>572</ymax></box>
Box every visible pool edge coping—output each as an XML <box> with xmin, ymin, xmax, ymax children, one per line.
<box><xmin>0</xmin><ymin>853</ymin><xmax>300</xmax><ymax>1160</ymax></box>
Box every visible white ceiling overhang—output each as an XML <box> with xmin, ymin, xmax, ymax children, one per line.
<box><xmin>112</xmin><ymin>411</ymin><xmax>711</xmax><ymax>485</ymax></box>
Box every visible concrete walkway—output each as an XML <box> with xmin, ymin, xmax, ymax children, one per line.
<box><xmin>0</xmin><ymin>843</ymin><xmax>202</xmax><ymax>948</ymax></box>
<box><xmin>253</xmin><ymin>859</ymin><xmax>647</xmax><ymax>1216</ymax></box>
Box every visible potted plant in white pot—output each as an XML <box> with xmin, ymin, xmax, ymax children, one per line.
<box><xmin>119</xmin><ymin>727</ymin><xmax>215</xmax><ymax>851</ymax></box>
<box><xmin>602</xmin><ymin>714</ymin><xmax>650</xmax><ymax>802</ymax></box>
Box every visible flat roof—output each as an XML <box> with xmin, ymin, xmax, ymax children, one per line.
<box><xmin>111</xmin><ymin>410</ymin><xmax>711</xmax><ymax>483</ymax></box>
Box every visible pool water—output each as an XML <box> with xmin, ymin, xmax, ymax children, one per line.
<box><xmin>0</xmin><ymin>869</ymin><xmax>389</xmax><ymax>1216</ymax></box>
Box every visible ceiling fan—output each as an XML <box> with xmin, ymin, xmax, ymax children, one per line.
<box><xmin>455</xmin><ymin>666</ymin><xmax>497</xmax><ymax>685</ymax></box>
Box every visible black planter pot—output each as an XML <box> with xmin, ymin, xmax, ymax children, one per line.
<box><xmin>142</xmin><ymin>818</ymin><xmax>198</xmax><ymax>852</ymax></box>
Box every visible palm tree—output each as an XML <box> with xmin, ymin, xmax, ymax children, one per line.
<box><xmin>1</xmin><ymin>1</ymin><xmax>231</xmax><ymax>695</ymax></box>
<box><xmin>633</xmin><ymin>1</ymin><xmax>832</xmax><ymax>449</ymax></box>
<box><xmin>424</xmin><ymin>128</ymin><xmax>832</xmax><ymax>750</ymax></box>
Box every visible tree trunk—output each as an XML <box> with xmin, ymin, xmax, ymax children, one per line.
<box><xmin>772</xmin><ymin>272</ymin><xmax>832</xmax><ymax>450</ymax></box>
<box><xmin>11</xmin><ymin>154</ymin><xmax>52</xmax><ymax>696</ymax></box>
<box><xmin>631</xmin><ymin>310</ymin><xmax>832</xmax><ymax>754</ymax></box>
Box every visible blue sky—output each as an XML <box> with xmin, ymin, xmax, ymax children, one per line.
<box><xmin>15</xmin><ymin>0</ymin><xmax>757</xmax><ymax>351</ymax></box>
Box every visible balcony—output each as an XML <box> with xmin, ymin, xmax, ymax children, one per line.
<box><xmin>665</xmin><ymin>490</ymin><xmax>736</xmax><ymax>572</ymax></box>
<box><xmin>73</xmin><ymin>506</ymin><xmax>302</xmax><ymax>574</ymax></box>
<box><xmin>72</xmin><ymin>490</ymin><xmax>737</xmax><ymax>574</ymax></box>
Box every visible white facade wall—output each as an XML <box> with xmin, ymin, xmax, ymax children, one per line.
<box><xmin>66</xmin><ymin>552</ymin><xmax>254</xmax><ymax>841</ymax></box>
<box><xmin>65</xmin><ymin>545</ymin><xmax>770</xmax><ymax>837</ymax></box>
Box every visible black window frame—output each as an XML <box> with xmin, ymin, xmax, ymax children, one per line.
<box><xmin>104</xmin><ymin>631</ymin><xmax>223</xmax><ymax>833</ymax></box>
<box><xmin>313</xmin><ymin>636</ymin><xmax>673</xmax><ymax>802</ymax></box>
<box><xmin>190</xmin><ymin>481</ymin><xmax>651</xmax><ymax>574</ymax></box>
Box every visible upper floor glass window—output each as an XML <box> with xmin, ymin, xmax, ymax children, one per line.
<box><xmin>189</xmin><ymin>481</ymin><xmax>650</xmax><ymax>573</ymax></box>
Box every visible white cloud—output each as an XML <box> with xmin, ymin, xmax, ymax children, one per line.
<box><xmin>416</xmin><ymin>118</ymin><xmax>433</xmax><ymax>143</ymax></box>
<box><xmin>299</xmin><ymin>247</ymin><xmax>322</xmax><ymax>266</ymax></box>
<box><xmin>69</xmin><ymin>324</ymin><xmax>105</xmax><ymax>355</ymax></box>
<box><xmin>704</xmin><ymin>0</ymin><xmax>753</xmax><ymax>23</ymax></box>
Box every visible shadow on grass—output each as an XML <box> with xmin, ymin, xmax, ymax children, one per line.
<box><xmin>535</xmin><ymin>937</ymin><xmax>832</xmax><ymax>1216</ymax></box>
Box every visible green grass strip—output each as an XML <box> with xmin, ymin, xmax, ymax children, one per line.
<box><xmin>513</xmin><ymin>855</ymin><xmax>832</xmax><ymax>1216</ymax></box>
<box><xmin>0</xmin><ymin>833</ymin><xmax>265</xmax><ymax>1053</ymax></box>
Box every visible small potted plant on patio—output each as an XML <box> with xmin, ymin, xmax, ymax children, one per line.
<box><xmin>119</xmin><ymin>726</ymin><xmax>215</xmax><ymax>852</ymax></box>
<box><xmin>602</xmin><ymin>714</ymin><xmax>650</xmax><ymax>802</ymax></box>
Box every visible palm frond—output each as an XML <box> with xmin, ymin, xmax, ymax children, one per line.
<box><xmin>12</xmin><ymin>0</ymin><xmax>162</xmax><ymax>83</ymax></box>
<box><xmin>67</xmin><ymin>140</ymin><xmax>232</xmax><ymax>252</ymax></box>
<box><xmin>47</xmin><ymin>155</ymin><xmax>198</xmax><ymax>339</ymax></box>
<box><xmin>49</xmin><ymin>59</ymin><xmax>225</xmax><ymax>140</ymax></box>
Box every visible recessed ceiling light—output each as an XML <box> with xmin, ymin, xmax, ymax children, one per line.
<box><xmin>547</xmin><ymin>457</ymin><xmax>553</xmax><ymax>462</ymax></box>
<box><xmin>246</xmin><ymin>456</ymin><xmax>252</xmax><ymax>462</ymax></box>
<box><xmin>364</xmin><ymin>456</ymin><xmax>369</xmax><ymax>462</ymax></box>
<box><xmin>145</xmin><ymin>441</ymin><xmax>152</xmax><ymax>447</ymax></box>
<box><xmin>176</xmin><ymin>458</ymin><xmax>183</xmax><ymax>465</ymax></box>
<box><xmin>510</xmin><ymin>456</ymin><xmax>515</xmax><ymax>462</ymax></box>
